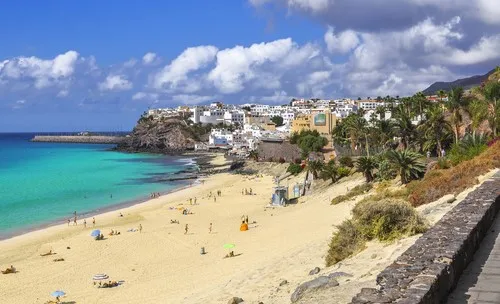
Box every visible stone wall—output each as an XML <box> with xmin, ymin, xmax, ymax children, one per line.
<box><xmin>351</xmin><ymin>172</ymin><xmax>500</xmax><ymax>304</ymax></box>
<box><xmin>32</xmin><ymin>135</ymin><xmax>126</xmax><ymax>144</ymax></box>
<box><xmin>257</xmin><ymin>141</ymin><xmax>301</xmax><ymax>163</ymax></box>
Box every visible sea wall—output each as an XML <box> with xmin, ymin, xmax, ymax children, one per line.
<box><xmin>351</xmin><ymin>171</ymin><xmax>500</xmax><ymax>304</ymax></box>
<box><xmin>31</xmin><ymin>135</ymin><xmax>126</xmax><ymax>144</ymax></box>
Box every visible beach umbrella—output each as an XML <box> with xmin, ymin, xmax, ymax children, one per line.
<box><xmin>223</xmin><ymin>243</ymin><xmax>235</xmax><ymax>249</ymax></box>
<box><xmin>90</xmin><ymin>229</ymin><xmax>101</xmax><ymax>237</ymax></box>
<box><xmin>51</xmin><ymin>290</ymin><xmax>66</xmax><ymax>298</ymax></box>
<box><xmin>92</xmin><ymin>273</ymin><xmax>109</xmax><ymax>281</ymax></box>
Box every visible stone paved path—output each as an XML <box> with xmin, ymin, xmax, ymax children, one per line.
<box><xmin>448</xmin><ymin>213</ymin><xmax>500</xmax><ymax>303</ymax></box>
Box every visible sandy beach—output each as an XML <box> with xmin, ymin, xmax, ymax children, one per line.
<box><xmin>1</xmin><ymin>154</ymin><xmax>496</xmax><ymax>304</ymax></box>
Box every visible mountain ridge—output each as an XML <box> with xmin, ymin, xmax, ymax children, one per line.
<box><xmin>422</xmin><ymin>68</ymin><xmax>496</xmax><ymax>95</ymax></box>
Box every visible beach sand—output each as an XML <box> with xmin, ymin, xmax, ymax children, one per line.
<box><xmin>1</xmin><ymin>155</ymin><xmax>495</xmax><ymax>304</ymax></box>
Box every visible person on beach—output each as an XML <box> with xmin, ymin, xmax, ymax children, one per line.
<box><xmin>184</xmin><ymin>224</ymin><xmax>189</xmax><ymax>235</ymax></box>
<box><xmin>73</xmin><ymin>216</ymin><xmax>77</xmax><ymax>226</ymax></box>
<box><xmin>119</xmin><ymin>212</ymin><xmax>123</xmax><ymax>217</ymax></box>
<box><xmin>214</xmin><ymin>196</ymin><xmax>216</xmax><ymax>203</ymax></box>
<box><xmin>92</xmin><ymin>217</ymin><xmax>95</xmax><ymax>227</ymax></box>
<box><xmin>245</xmin><ymin>216</ymin><xmax>249</xmax><ymax>224</ymax></box>
<box><xmin>194</xmin><ymin>197</ymin><xmax>197</xmax><ymax>204</ymax></box>
<box><xmin>209</xmin><ymin>223</ymin><xmax>212</xmax><ymax>234</ymax></box>
<box><xmin>139</xmin><ymin>224</ymin><xmax>142</xmax><ymax>233</ymax></box>
<box><xmin>83</xmin><ymin>219</ymin><xmax>87</xmax><ymax>228</ymax></box>
<box><xmin>67</xmin><ymin>218</ymin><xmax>70</xmax><ymax>226</ymax></box>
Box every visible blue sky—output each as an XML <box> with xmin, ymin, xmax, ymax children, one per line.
<box><xmin>1</xmin><ymin>0</ymin><xmax>499</xmax><ymax>131</ymax></box>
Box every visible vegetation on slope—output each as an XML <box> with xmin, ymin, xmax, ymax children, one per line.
<box><xmin>326</xmin><ymin>198</ymin><xmax>427</xmax><ymax>266</ymax></box>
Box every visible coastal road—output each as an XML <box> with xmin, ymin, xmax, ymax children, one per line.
<box><xmin>447</xmin><ymin>213</ymin><xmax>500</xmax><ymax>303</ymax></box>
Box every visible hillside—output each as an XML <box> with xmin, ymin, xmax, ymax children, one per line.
<box><xmin>116</xmin><ymin>116</ymin><xmax>200</xmax><ymax>154</ymax></box>
<box><xmin>422</xmin><ymin>68</ymin><xmax>496</xmax><ymax>95</ymax></box>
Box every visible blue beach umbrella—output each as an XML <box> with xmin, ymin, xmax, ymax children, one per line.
<box><xmin>90</xmin><ymin>229</ymin><xmax>101</xmax><ymax>237</ymax></box>
<box><xmin>51</xmin><ymin>290</ymin><xmax>66</xmax><ymax>297</ymax></box>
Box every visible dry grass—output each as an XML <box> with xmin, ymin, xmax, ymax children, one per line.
<box><xmin>408</xmin><ymin>141</ymin><xmax>500</xmax><ymax>206</ymax></box>
<box><xmin>326</xmin><ymin>198</ymin><xmax>427</xmax><ymax>266</ymax></box>
<box><xmin>352</xmin><ymin>198</ymin><xmax>427</xmax><ymax>242</ymax></box>
<box><xmin>331</xmin><ymin>183</ymin><xmax>373</xmax><ymax>205</ymax></box>
<box><xmin>325</xmin><ymin>220</ymin><xmax>366</xmax><ymax>267</ymax></box>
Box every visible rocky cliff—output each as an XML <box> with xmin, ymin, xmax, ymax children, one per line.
<box><xmin>116</xmin><ymin>116</ymin><xmax>200</xmax><ymax>154</ymax></box>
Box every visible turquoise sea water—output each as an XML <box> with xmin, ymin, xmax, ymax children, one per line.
<box><xmin>0</xmin><ymin>133</ymin><xmax>194</xmax><ymax>239</ymax></box>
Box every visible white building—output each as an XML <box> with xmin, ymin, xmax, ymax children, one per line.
<box><xmin>223</xmin><ymin>110</ymin><xmax>245</xmax><ymax>125</ymax></box>
<box><xmin>358</xmin><ymin>101</ymin><xmax>385</xmax><ymax>111</ymax></box>
<box><xmin>209</xmin><ymin>129</ymin><xmax>233</xmax><ymax>146</ymax></box>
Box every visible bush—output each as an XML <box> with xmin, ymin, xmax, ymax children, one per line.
<box><xmin>287</xmin><ymin>163</ymin><xmax>303</xmax><ymax>175</ymax></box>
<box><xmin>435</xmin><ymin>158</ymin><xmax>451</xmax><ymax>169</ymax></box>
<box><xmin>331</xmin><ymin>183</ymin><xmax>373</xmax><ymax>205</ymax></box>
<box><xmin>447</xmin><ymin>133</ymin><xmax>488</xmax><ymax>165</ymax></box>
<box><xmin>326</xmin><ymin>198</ymin><xmax>427</xmax><ymax>266</ymax></box>
<box><xmin>338</xmin><ymin>156</ymin><xmax>354</xmax><ymax>168</ymax></box>
<box><xmin>352</xmin><ymin>198</ymin><xmax>427</xmax><ymax>241</ymax></box>
<box><xmin>325</xmin><ymin>220</ymin><xmax>366</xmax><ymax>266</ymax></box>
<box><xmin>408</xmin><ymin>140</ymin><xmax>500</xmax><ymax>206</ymax></box>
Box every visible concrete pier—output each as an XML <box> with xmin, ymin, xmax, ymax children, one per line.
<box><xmin>31</xmin><ymin>135</ymin><xmax>126</xmax><ymax>144</ymax></box>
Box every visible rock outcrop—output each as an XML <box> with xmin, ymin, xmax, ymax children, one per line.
<box><xmin>116</xmin><ymin>116</ymin><xmax>200</xmax><ymax>154</ymax></box>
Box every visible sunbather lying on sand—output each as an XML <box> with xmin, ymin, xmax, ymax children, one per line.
<box><xmin>1</xmin><ymin>265</ymin><xmax>16</xmax><ymax>274</ymax></box>
<box><xmin>40</xmin><ymin>250</ymin><xmax>56</xmax><ymax>256</ymax></box>
<box><xmin>99</xmin><ymin>280</ymin><xmax>120</xmax><ymax>288</ymax></box>
<box><xmin>53</xmin><ymin>258</ymin><xmax>65</xmax><ymax>262</ymax></box>
<box><xmin>224</xmin><ymin>251</ymin><xmax>235</xmax><ymax>259</ymax></box>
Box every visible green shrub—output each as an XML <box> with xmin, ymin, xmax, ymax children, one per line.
<box><xmin>448</xmin><ymin>133</ymin><xmax>488</xmax><ymax>165</ymax></box>
<box><xmin>435</xmin><ymin>158</ymin><xmax>451</xmax><ymax>169</ymax></box>
<box><xmin>352</xmin><ymin>198</ymin><xmax>427</xmax><ymax>241</ymax></box>
<box><xmin>325</xmin><ymin>220</ymin><xmax>366</xmax><ymax>266</ymax></box>
<box><xmin>338</xmin><ymin>156</ymin><xmax>354</xmax><ymax>168</ymax></box>
<box><xmin>326</xmin><ymin>198</ymin><xmax>426</xmax><ymax>266</ymax></box>
<box><xmin>287</xmin><ymin>163</ymin><xmax>303</xmax><ymax>175</ymax></box>
<box><xmin>331</xmin><ymin>183</ymin><xmax>373</xmax><ymax>205</ymax></box>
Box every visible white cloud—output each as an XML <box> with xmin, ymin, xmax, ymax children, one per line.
<box><xmin>99</xmin><ymin>74</ymin><xmax>133</xmax><ymax>91</ymax></box>
<box><xmin>208</xmin><ymin>38</ymin><xmax>317</xmax><ymax>94</ymax></box>
<box><xmin>288</xmin><ymin>0</ymin><xmax>329</xmax><ymax>12</ymax></box>
<box><xmin>132</xmin><ymin>92</ymin><xmax>159</xmax><ymax>101</ymax></box>
<box><xmin>142</xmin><ymin>52</ymin><xmax>158</xmax><ymax>65</ymax></box>
<box><xmin>443</xmin><ymin>35</ymin><xmax>500</xmax><ymax>65</ymax></box>
<box><xmin>0</xmin><ymin>51</ymin><xmax>79</xmax><ymax>88</ymax></box>
<box><xmin>123</xmin><ymin>59</ymin><xmax>137</xmax><ymax>68</ymax></box>
<box><xmin>477</xmin><ymin>0</ymin><xmax>500</xmax><ymax>24</ymax></box>
<box><xmin>57</xmin><ymin>90</ymin><xmax>69</xmax><ymax>97</ymax></box>
<box><xmin>324</xmin><ymin>27</ymin><xmax>360</xmax><ymax>54</ymax></box>
<box><xmin>16</xmin><ymin>99</ymin><xmax>25</xmax><ymax>104</ymax></box>
<box><xmin>152</xmin><ymin>46</ymin><xmax>218</xmax><ymax>91</ymax></box>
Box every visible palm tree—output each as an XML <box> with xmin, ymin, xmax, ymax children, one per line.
<box><xmin>355</xmin><ymin>156</ymin><xmax>376</xmax><ymax>183</ymax></box>
<box><xmin>468</xmin><ymin>99</ymin><xmax>489</xmax><ymax>137</ymax></box>
<box><xmin>483</xmin><ymin>82</ymin><xmax>500</xmax><ymax>137</ymax></box>
<box><xmin>386</xmin><ymin>150</ymin><xmax>426</xmax><ymax>184</ymax></box>
<box><xmin>308</xmin><ymin>160</ymin><xmax>324</xmax><ymax>179</ymax></box>
<box><xmin>321</xmin><ymin>162</ymin><xmax>340</xmax><ymax>183</ymax></box>
<box><xmin>344</xmin><ymin>114</ymin><xmax>370</xmax><ymax>156</ymax></box>
<box><xmin>248</xmin><ymin>150</ymin><xmax>259</xmax><ymax>161</ymax></box>
<box><xmin>393</xmin><ymin>104</ymin><xmax>416</xmax><ymax>149</ymax></box>
<box><xmin>418</xmin><ymin>106</ymin><xmax>452</xmax><ymax>157</ymax></box>
<box><xmin>375</xmin><ymin>119</ymin><xmax>395</xmax><ymax>150</ymax></box>
<box><xmin>437</xmin><ymin>90</ymin><xmax>447</xmax><ymax>103</ymax></box>
<box><xmin>446</xmin><ymin>87</ymin><xmax>467</xmax><ymax>143</ymax></box>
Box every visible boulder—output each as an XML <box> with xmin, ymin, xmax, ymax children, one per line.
<box><xmin>290</xmin><ymin>276</ymin><xmax>339</xmax><ymax>303</ymax></box>
<box><xmin>227</xmin><ymin>297</ymin><xmax>244</xmax><ymax>304</ymax></box>
<box><xmin>308</xmin><ymin>267</ymin><xmax>321</xmax><ymax>275</ymax></box>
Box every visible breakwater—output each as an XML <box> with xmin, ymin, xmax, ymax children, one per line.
<box><xmin>31</xmin><ymin>135</ymin><xmax>126</xmax><ymax>144</ymax></box>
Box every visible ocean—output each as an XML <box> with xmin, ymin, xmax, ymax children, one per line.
<box><xmin>0</xmin><ymin>133</ymin><xmax>195</xmax><ymax>239</ymax></box>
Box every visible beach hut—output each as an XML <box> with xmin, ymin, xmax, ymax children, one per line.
<box><xmin>271</xmin><ymin>186</ymin><xmax>288</xmax><ymax>206</ymax></box>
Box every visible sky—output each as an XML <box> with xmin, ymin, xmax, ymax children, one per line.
<box><xmin>0</xmin><ymin>0</ymin><xmax>499</xmax><ymax>132</ymax></box>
